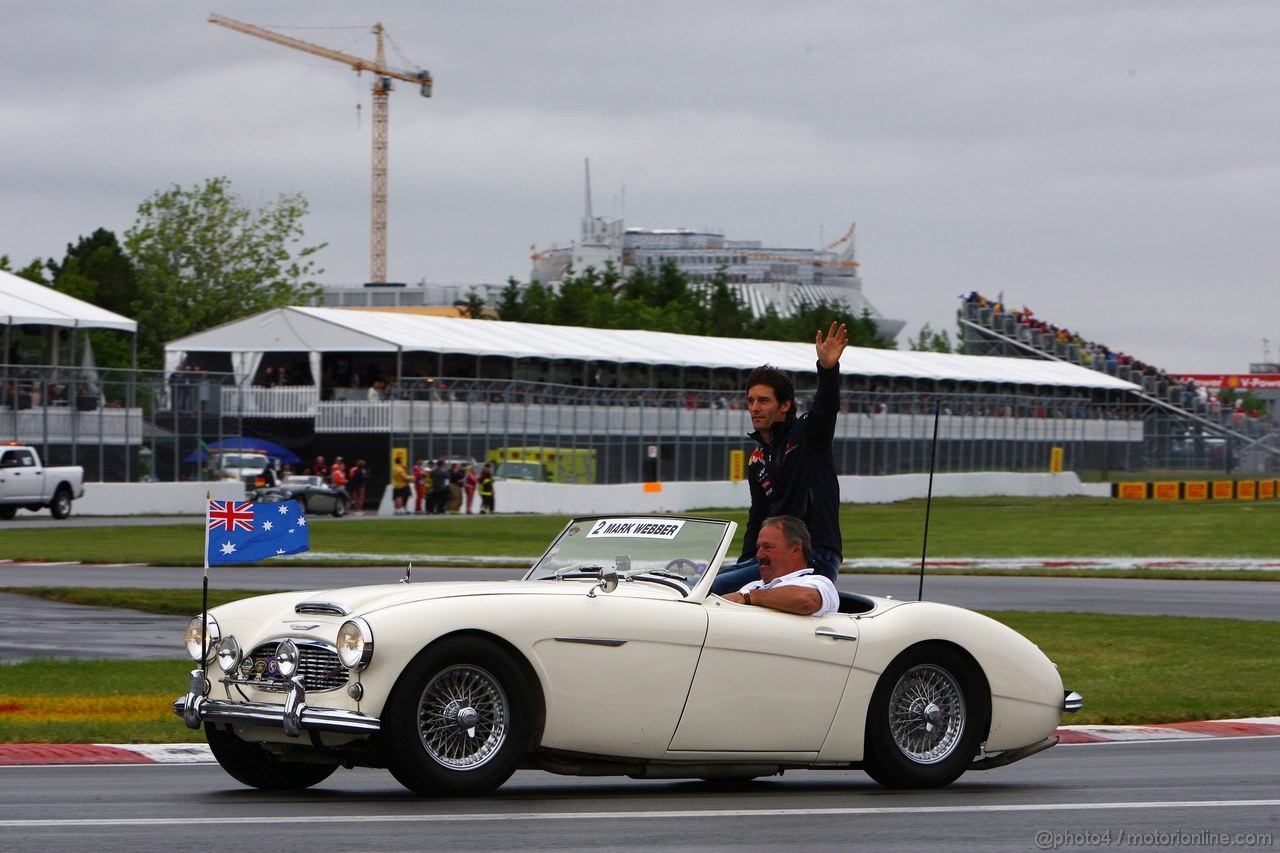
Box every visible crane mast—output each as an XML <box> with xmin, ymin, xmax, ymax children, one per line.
<box><xmin>208</xmin><ymin>13</ymin><xmax>432</xmax><ymax>283</ymax></box>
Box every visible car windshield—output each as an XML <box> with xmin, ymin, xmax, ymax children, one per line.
<box><xmin>524</xmin><ymin>516</ymin><xmax>733</xmax><ymax>593</ymax></box>
<box><xmin>497</xmin><ymin>462</ymin><xmax>542</xmax><ymax>481</ymax></box>
<box><xmin>221</xmin><ymin>454</ymin><xmax>266</xmax><ymax>468</ymax></box>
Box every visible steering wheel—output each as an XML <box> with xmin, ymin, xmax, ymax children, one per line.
<box><xmin>662</xmin><ymin>558</ymin><xmax>700</xmax><ymax>578</ymax></box>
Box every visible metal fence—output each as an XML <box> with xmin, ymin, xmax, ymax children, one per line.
<box><xmin>3</xmin><ymin>362</ymin><xmax>1270</xmax><ymax>489</ymax></box>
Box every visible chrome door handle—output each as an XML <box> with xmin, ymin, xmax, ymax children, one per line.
<box><xmin>815</xmin><ymin>627</ymin><xmax>857</xmax><ymax>642</ymax></box>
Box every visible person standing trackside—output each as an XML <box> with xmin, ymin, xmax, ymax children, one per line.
<box><xmin>429</xmin><ymin>459</ymin><xmax>450</xmax><ymax>514</ymax></box>
<box><xmin>463</xmin><ymin>465</ymin><xmax>478</xmax><ymax>514</ymax></box>
<box><xmin>478</xmin><ymin>463</ymin><xmax>495</xmax><ymax>514</ymax></box>
<box><xmin>330</xmin><ymin>457</ymin><xmax>348</xmax><ymax>492</ymax></box>
<box><xmin>411</xmin><ymin>458</ymin><xmax>427</xmax><ymax>514</ymax></box>
<box><xmin>711</xmin><ymin>321</ymin><xmax>848</xmax><ymax>595</ymax></box>
<box><xmin>348</xmin><ymin>459</ymin><xmax>368</xmax><ymax>513</ymax></box>
<box><xmin>391</xmin><ymin>458</ymin><xmax>412</xmax><ymax>515</ymax></box>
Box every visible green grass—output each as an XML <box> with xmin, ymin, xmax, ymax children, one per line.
<box><xmin>5</xmin><ymin>497</ymin><xmax>1280</xmax><ymax>568</ymax></box>
<box><xmin>2</xmin><ymin>611</ymin><xmax>1274</xmax><ymax>742</ymax></box>
<box><xmin>0</xmin><ymin>659</ymin><xmax>194</xmax><ymax>743</ymax></box>
<box><xmin>984</xmin><ymin>611</ymin><xmax>1280</xmax><ymax>725</ymax></box>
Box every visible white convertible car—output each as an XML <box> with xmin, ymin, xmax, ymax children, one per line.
<box><xmin>175</xmin><ymin>515</ymin><xmax>1082</xmax><ymax>795</ymax></box>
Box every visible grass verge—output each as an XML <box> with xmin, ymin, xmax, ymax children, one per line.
<box><xmin>1</xmin><ymin>611</ymin><xmax>1275</xmax><ymax>743</ymax></box>
<box><xmin>3</xmin><ymin>497</ymin><xmax>1280</xmax><ymax>571</ymax></box>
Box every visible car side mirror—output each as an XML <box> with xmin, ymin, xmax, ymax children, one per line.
<box><xmin>589</xmin><ymin>557</ymin><xmax>625</xmax><ymax>597</ymax></box>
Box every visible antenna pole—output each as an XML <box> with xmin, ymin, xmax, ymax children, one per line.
<box><xmin>919</xmin><ymin>400</ymin><xmax>942</xmax><ymax>600</ymax></box>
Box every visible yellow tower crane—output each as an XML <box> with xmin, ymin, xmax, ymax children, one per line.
<box><xmin>208</xmin><ymin>13</ymin><xmax>433</xmax><ymax>283</ymax></box>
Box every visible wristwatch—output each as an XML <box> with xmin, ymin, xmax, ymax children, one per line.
<box><xmin>742</xmin><ymin>590</ymin><xmax>752</xmax><ymax>606</ymax></box>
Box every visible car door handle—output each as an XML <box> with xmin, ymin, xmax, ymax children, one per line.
<box><xmin>815</xmin><ymin>627</ymin><xmax>857</xmax><ymax>642</ymax></box>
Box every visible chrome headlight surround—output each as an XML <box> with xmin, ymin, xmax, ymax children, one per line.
<box><xmin>274</xmin><ymin>639</ymin><xmax>300</xmax><ymax>678</ymax></box>
<box><xmin>184</xmin><ymin>614</ymin><xmax>220</xmax><ymax>664</ymax></box>
<box><xmin>215</xmin><ymin>635</ymin><xmax>241</xmax><ymax>674</ymax></box>
<box><xmin>336</xmin><ymin>617</ymin><xmax>374</xmax><ymax>672</ymax></box>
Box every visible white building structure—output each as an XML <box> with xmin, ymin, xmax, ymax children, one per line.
<box><xmin>319</xmin><ymin>162</ymin><xmax>906</xmax><ymax>341</ymax></box>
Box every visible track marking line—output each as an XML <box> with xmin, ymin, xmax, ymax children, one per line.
<box><xmin>4</xmin><ymin>798</ymin><xmax>1280</xmax><ymax>828</ymax></box>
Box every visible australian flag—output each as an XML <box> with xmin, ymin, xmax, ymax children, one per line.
<box><xmin>206</xmin><ymin>500</ymin><xmax>310</xmax><ymax>566</ymax></box>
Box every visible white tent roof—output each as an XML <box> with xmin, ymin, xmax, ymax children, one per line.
<box><xmin>166</xmin><ymin>306</ymin><xmax>1138</xmax><ymax>390</ymax></box>
<box><xmin>0</xmin><ymin>269</ymin><xmax>137</xmax><ymax>332</ymax></box>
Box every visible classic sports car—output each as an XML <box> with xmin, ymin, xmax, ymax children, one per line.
<box><xmin>251</xmin><ymin>475</ymin><xmax>351</xmax><ymax>517</ymax></box>
<box><xmin>175</xmin><ymin>515</ymin><xmax>1081</xmax><ymax>795</ymax></box>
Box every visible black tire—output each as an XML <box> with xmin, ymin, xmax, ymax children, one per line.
<box><xmin>0</xmin><ymin>506</ymin><xmax>15</xmax><ymax>520</ymax></box>
<box><xmin>49</xmin><ymin>488</ymin><xmax>72</xmax><ymax>520</ymax></box>
<box><xmin>205</xmin><ymin>725</ymin><xmax>338</xmax><ymax>790</ymax></box>
<box><xmin>332</xmin><ymin>498</ymin><xmax>348</xmax><ymax>518</ymax></box>
<box><xmin>863</xmin><ymin>643</ymin><xmax>988</xmax><ymax>789</ymax></box>
<box><xmin>383</xmin><ymin>636</ymin><xmax>532</xmax><ymax>797</ymax></box>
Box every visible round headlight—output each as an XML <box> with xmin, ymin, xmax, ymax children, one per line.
<box><xmin>216</xmin><ymin>635</ymin><xmax>241</xmax><ymax>673</ymax></box>
<box><xmin>336</xmin><ymin>618</ymin><xmax>374</xmax><ymax>671</ymax></box>
<box><xmin>274</xmin><ymin>639</ymin><xmax>299</xmax><ymax>678</ymax></box>
<box><xmin>184</xmin><ymin>614</ymin><xmax>220</xmax><ymax>664</ymax></box>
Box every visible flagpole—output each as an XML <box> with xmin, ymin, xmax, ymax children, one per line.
<box><xmin>201</xmin><ymin>490</ymin><xmax>211</xmax><ymax>665</ymax></box>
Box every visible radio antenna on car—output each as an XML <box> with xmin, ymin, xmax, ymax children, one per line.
<box><xmin>918</xmin><ymin>401</ymin><xmax>942</xmax><ymax>601</ymax></box>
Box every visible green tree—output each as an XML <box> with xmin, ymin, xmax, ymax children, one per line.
<box><xmin>908</xmin><ymin>321</ymin><xmax>953</xmax><ymax>353</ymax></box>
<box><xmin>47</xmin><ymin>229</ymin><xmax>141</xmax><ymax>369</ymax></box>
<box><xmin>0</xmin><ymin>254</ymin><xmax>47</xmax><ymax>284</ymax></box>
<box><xmin>497</xmin><ymin>277</ymin><xmax>527</xmax><ymax>322</ymax></box>
<box><xmin>458</xmin><ymin>287</ymin><xmax>488</xmax><ymax>320</ymax></box>
<box><xmin>123</xmin><ymin>176</ymin><xmax>325</xmax><ymax>368</ymax></box>
<box><xmin>495</xmin><ymin>259</ymin><xmax>894</xmax><ymax>348</ymax></box>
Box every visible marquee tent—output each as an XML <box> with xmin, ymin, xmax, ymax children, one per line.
<box><xmin>0</xmin><ymin>269</ymin><xmax>137</xmax><ymax>332</ymax></box>
<box><xmin>165</xmin><ymin>306</ymin><xmax>1138</xmax><ymax>391</ymax></box>
<box><xmin>1</xmin><ymin>269</ymin><xmax>137</xmax><ymax>373</ymax></box>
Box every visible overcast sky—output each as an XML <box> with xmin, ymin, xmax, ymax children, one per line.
<box><xmin>4</xmin><ymin>1</ymin><xmax>1278</xmax><ymax>374</ymax></box>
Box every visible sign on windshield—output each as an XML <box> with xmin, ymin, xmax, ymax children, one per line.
<box><xmin>526</xmin><ymin>515</ymin><xmax>732</xmax><ymax>593</ymax></box>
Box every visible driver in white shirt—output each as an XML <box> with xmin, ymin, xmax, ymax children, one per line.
<box><xmin>721</xmin><ymin>515</ymin><xmax>840</xmax><ymax>616</ymax></box>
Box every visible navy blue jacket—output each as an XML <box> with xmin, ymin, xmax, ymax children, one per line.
<box><xmin>740</xmin><ymin>363</ymin><xmax>842</xmax><ymax>562</ymax></box>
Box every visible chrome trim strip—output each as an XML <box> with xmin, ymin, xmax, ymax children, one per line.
<box><xmin>553</xmin><ymin>636</ymin><xmax>628</xmax><ymax>647</ymax></box>
<box><xmin>173</xmin><ymin>696</ymin><xmax>381</xmax><ymax>735</ymax></box>
<box><xmin>294</xmin><ymin>600</ymin><xmax>351</xmax><ymax>616</ymax></box>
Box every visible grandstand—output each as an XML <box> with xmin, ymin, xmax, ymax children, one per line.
<box><xmin>958</xmin><ymin>293</ymin><xmax>1278</xmax><ymax>473</ymax></box>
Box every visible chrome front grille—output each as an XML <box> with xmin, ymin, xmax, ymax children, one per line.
<box><xmin>226</xmin><ymin>639</ymin><xmax>350</xmax><ymax>693</ymax></box>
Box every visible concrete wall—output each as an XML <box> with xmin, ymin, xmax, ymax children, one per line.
<box><xmin>377</xmin><ymin>472</ymin><xmax>1106</xmax><ymax>517</ymax></box>
<box><xmin>23</xmin><ymin>473</ymin><xmax>1103</xmax><ymax>517</ymax></box>
<box><xmin>13</xmin><ymin>481</ymin><xmax>248</xmax><ymax>518</ymax></box>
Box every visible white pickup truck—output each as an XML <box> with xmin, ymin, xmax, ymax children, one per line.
<box><xmin>0</xmin><ymin>445</ymin><xmax>86</xmax><ymax>519</ymax></box>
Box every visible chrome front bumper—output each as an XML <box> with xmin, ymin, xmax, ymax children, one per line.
<box><xmin>174</xmin><ymin>669</ymin><xmax>380</xmax><ymax>737</ymax></box>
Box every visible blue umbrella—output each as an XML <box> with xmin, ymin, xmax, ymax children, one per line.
<box><xmin>183</xmin><ymin>437</ymin><xmax>303</xmax><ymax>466</ymax></box>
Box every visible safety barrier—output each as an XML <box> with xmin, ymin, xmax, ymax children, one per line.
<box><xmin>1111</xmin><ymin>479</ymin><xmax>1280</xmax><ymax>500</ymax></box>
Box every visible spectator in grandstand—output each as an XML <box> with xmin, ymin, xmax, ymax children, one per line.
<box><xmin>711</xmin><ymin>321</ymin><xmax>848</xmax><ymax>596</ymax></box>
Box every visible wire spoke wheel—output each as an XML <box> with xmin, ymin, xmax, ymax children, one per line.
<box><xmin>416</xmin><ymin>663</ymin><xmax>509</xmax><ymax>770</ymax></box>
<box><xmin>864</xmin><ymin>644</ymin><xmax>987</xmax><ymax>788</ymax></box>
<box><xmin>886</xmin><ymin>664</ymin><xmax>965</xmax><ymax>763</ymax></box>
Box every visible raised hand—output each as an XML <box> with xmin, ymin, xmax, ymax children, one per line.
<box><xmin>815</xmin><ymin>321</ymin><xmax>848</xmax><ymax>369</ymax></box>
